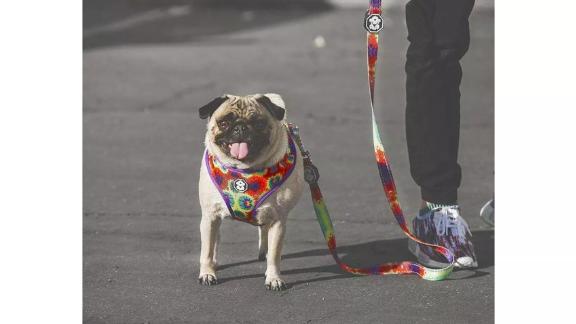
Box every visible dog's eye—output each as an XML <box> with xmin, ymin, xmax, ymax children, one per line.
<box><xmin>217</xmin><ymin>120</ymin><xmax>230</xmax><ymax>129</ymax></box>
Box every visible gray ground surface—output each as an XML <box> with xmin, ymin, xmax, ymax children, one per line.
<box><xmin>84</xmin><ymin>2</ymin><xmax>494</xmax><ymax>323</ymax></box>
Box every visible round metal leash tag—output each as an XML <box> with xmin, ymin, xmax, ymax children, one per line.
<box><xmin>304</xmin><ymin>164</ymin><xmax>320</xmax><ymax>184</ymax></box>
<box><xmin>364</xmin><ymin>12</ymin><xmax>383</xmax><ymax>33</ymax></box>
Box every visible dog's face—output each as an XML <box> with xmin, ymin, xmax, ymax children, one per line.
<box><xmin>199</xmin><ymin>94</ymin><xmax>286</xmax><ymax>163</ymax></box>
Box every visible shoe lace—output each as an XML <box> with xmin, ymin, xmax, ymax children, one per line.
<box><xmin>432</xmin><ymin>206</ymin><xmax>471</xmax><ymax>243</ymax></box>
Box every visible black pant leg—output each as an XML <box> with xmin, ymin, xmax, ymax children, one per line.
<box><xmin>405</xmin><ymin>0</ymin><xmax>475</xmax><ymax>205</ymax></box>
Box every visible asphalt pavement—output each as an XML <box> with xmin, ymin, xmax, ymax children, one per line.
<box><xmin>84</xmin><ymin>1</ymin><xmax>494</xmax><ymax>323</ymax></box>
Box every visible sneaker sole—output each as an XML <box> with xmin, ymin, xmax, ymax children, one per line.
<box><xmin>408</xmin><ymin>240</ymin><xmax>478</xmax><ymax>269</ymax></box>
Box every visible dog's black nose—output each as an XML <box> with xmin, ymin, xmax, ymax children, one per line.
<box><xmin>233</xmin><ymin>124</ymin><xmax>248</xmax><ymax>137</ymax></box>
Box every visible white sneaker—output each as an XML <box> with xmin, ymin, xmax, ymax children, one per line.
<box><xmin>409</xmin><ymin>204</ymin><xmax>478</xmax><ymax>269</ymax></box>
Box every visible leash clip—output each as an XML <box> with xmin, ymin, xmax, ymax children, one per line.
<box><xmin>364</xmin><ymin>10</ymin><xmax>384</xmax><ymax>33</ymax></box>
<box><xmin>287</xmin><ymin>123</ymin><xmax>319</xmax><ymax>184</ymax></box>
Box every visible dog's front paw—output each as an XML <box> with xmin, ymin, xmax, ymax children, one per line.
<box><xmin>198</xmin><ymin>273</ymin><xmax>218</xmax><ymax>286</ymax></box>
<box><xmin>265</xmin><ymin>277</ymin><xmax>287</xmax><ymax>291</ymax></box>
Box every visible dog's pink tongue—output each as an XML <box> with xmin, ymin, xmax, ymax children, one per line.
<box><xmin>229</xmin><ymin>142</ymin><xmax>249</xmax><ymax>160</ymax></box>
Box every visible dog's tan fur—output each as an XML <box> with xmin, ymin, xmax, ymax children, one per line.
<box><xmin>198</xmin><ymin>93</ymin><xmax>304</xmax><ymax>290</ymax></box>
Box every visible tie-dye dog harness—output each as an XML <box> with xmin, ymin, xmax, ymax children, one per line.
<box><xmin>204</xmin><ymin>133</ymin><xmax>297</xmax><ymax>225</ymax></box>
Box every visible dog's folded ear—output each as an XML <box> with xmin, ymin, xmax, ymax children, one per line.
<box><xmin>256</xmin><ymin>93</ymin><xmax>286</xmax><ymax>121</ymax></box>
<box><xmin>198</xmin><ymin>95</ymin><xmax>228</xmax><ymax>119</ymax></box>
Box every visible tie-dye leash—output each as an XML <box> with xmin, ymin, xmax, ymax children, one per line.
<box><xmin>286</xmin><ymin>0</ymin><xmax>455</xmax><ymax>281</ymax></box>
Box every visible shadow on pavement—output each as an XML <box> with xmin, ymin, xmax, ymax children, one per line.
<box><xmin>84</xmin><ymin>0</ymin><xmax>333</xmax><ymax>50</ymax></box>
<box><xmin>218</xmin><ymin>230</ymin><xmax>494</xmax><ymax>286</ymax></box>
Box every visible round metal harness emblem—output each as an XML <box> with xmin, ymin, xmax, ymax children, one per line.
<box><xmin>233</xmin><ymin>179</ymin><xmax>248</xmax><ymax>192</ymax></box>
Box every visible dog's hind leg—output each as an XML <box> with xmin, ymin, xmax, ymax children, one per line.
<box><xmin>258</xmin><ymin>225</ymin><xmax>269</xmax><ymax>261</ymax></box>
<box><xmin>198</xmin><ymin>216</ymin><xmax>221</xmax><ymax>286</ymax></box>
<box><xmin>265</xmin><ymin>219</ymin><xmax>287</xmax><ymax>291</ymax></box>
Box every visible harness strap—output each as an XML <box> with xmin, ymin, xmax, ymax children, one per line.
<box><xmin>285</xmin><ymin>0</ymin><xmax>455</xmax><ymax>281</ymax></box>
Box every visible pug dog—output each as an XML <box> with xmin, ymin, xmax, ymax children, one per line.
<box><xmin>197</xmin><ymin>93</ymin><xmax>304</xmax><ymax>291</ymax></box>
